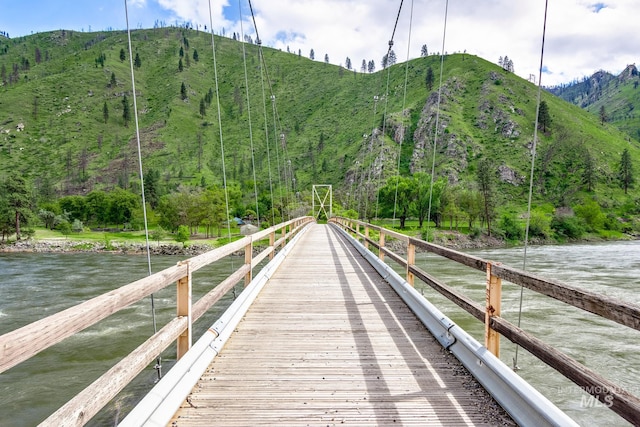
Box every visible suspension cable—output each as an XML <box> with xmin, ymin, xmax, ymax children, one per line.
<box><xmin>392</xmin><ymin>0</ymin><xmax>415</xmax><ymax>228</ymax></box>
<box><xmin>247</xmin><ymin>1</ymin><xmax>276</xmax><ymax>225</ymax></box>
<box><xmin>257</xmin><ymin>45</ymin><xmax>276</xmax><ymax>226</ymax></box>
<box><xmin>372</xmin><ymin>0</ymin><xmax>406</xmax><ymax>223</ymax></box>
<box><xmin>124</xmin><ymin>0</ymin><xmax>160</xmax><ymax>381</ymax></box>
<box><xmin>514</xmin><ymin>0</ymin><xmax>549</xmax><ymax>371</ymax></box>
<box><xmin>376</xmin><ymin>43</ymin><xmax>394</xmax><ymax>221</ymax></box>
<box><xmin>248</xmin><ymin>0</ymin><xmax>295</xmax><ymax>220</ymax></box>
<box><xmin>425</xmin><ymin>0</ymin><xmax>449</xmax><ymax>241</ymax></box>
<box><xmin>208</xmin><ymin>0</ymin><xmax>232</xmax><ymax>243</ymax></box>
<box><xmin>270</xmin><ymin>96</ymin><xmax>286</xmax><ymax>219</ymax></box>
<box><xmin>239</xmin><ymin>1</ymin><xmax>261</xmax><ymax>227</ymax></box>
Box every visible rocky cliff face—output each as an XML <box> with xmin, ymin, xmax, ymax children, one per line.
<box><xmin>408</xmin><ymin>72</ymin><xmax>522</xmax><ymax>185</ymax></box>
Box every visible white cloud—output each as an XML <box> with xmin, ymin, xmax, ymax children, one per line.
<box><xmin>153</xmin><ymin>0</ymin><xmax>639</xmax><ymax>86</ymax></box>
<box><xmin>129</xmin><ymin>0</ymin><xmax>147</xmax><ymax>8</ymax></box>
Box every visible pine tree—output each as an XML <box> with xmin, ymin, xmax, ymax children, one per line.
<box><xmin>309</xmin><ymin>49</ymin><xmax>315</xmax><ymax>60</ymax></box>
<box><xmin>426</xmin><ymin>66</ymin><xmax>434</xmax><ymax>90</ymax></box>
<box><xmin>178</xmin><ymin>58</ymin><xmax>184</xmax><ymax>72</ymax></box>
<box><xmin>180</xmin><ymin>82</ymin><xmax>187</xmax><ymax>100</ymax></box>
<box><xmin>618</xmin><ymin>148</ymin><xmax>635</xmax><ymax>194</ymax></box>
<box><xmin>103</xmin><ymin>101</ymin><xmax>109</xmax><ymax>124</ymax></box>
<box><xmin>537</xmin><ymin>100</ymin><xmax>551</xmax><ymax>132</ymax></box>
<box><xmin>119</xmin><ymin>48</ymin><xmax>125</xmax><ymax>62</ymax></box>
<box><xmin>199</xmin><ymin>98</ymin><xmax>206</xmax><ymax>118</ymax></box>
<box><xmin>420</xmin><ymin>44</ymin><xmax>428</xmax><ymax>57</ymax></box>
<box><xmin>134</xmin><ymin>52</ymin><xmax>141</xmax><ymax>68</ymax></box>
<box><xmin>193</xmin><ymin>49</ymin><xmax>199</xmax><ymax>62</ymax></box>
<box><xmin>110</xmin><ymin>72</ymin><xmax>116</xmax><ymax>88</ymax></box>
<box><xmin>599</xmin><ymin>105</ymin><xmax>607</xmax><ymax>124</ymax></box>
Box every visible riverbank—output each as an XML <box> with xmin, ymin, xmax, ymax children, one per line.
<box><xmin>1</xmin><ymin>228</ymin><xmax>635</xmax><ymax>255</ymax></box>
<box><xmin>0</xmin><ymin>238</ymin><xmax>215</xmax><ymax>256</ymax></box>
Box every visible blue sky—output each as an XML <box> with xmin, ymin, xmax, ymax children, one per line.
<box><xmin>1</xmin><ymin>0</ymin><xmax>638</xmax><ymax>86</ymax></box>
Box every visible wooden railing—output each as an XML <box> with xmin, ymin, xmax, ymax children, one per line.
<box><xmin>0</xmin><ymin>216</ymin><xmax>313</xmax><ymax>426</ymax></box>
<box><xmin>330</xmin><ymin>217</ymin><xmax>640</xmax><ymax>425</ymax></box>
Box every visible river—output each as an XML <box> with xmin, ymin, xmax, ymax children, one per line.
<box><xmin>0</xmin><ymin>252</ymin><xmax>240</xmax><ymax>426</ymax></box>
<box><xmin>409</xmin><ymin>240</ymin><xmax>640</xmax><ymax>427</ymax></box>
<box><xmin>0</xmin><ymin>241</ymin><xmax>638</xmax><ymax>426</ymax></box>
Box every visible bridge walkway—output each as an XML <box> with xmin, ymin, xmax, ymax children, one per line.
<box><xmin>168</xmin><ymin>224</ymin><xmax>510</xmax><ymax>426</ymax></box>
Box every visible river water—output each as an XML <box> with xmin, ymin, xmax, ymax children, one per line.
<box><xmin>0</xmin><ymin>241</ymin><xmax>638</xmax><ymax>426</ymax></box>
<box><xmin>409</xmin><ymin>240</ymin><xmax>640</xmax><ymax>427</ymax></box>
<box><xmin>0</xmin><ymin>252</ymin><xmax>240</xmax><ymax>426</ymax></box>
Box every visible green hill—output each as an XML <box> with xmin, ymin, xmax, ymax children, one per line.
<box><xmin>549</xmin><ymin>64</ymin><xmax>640</xmax><ymax>141</ymax></box>
<box><xmin>1</xmin><ymin>28</ymin><xmax>639</xmax><ymax>238</ymax></box>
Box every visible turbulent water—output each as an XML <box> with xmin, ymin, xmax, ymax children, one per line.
<box><xmin>0</xmin><ymin>252</ymin><xmax>240</xmax><ymax>426</ymax></box>
<box><xmin>0</xmin><ymin>241</ymin><xmax>638</xmax><ymax>426</ymax></box>
<box><xmin>409</xmin><ymin>240</ymin><xmax>640</xmax><ymax>427</ymax></box>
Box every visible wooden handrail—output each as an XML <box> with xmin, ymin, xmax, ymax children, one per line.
<box><xmin>330</xmin><ymin>216</ymin><xmax>640</xmax><ymax>424</ymax></box>
<box><xmin>0</xmin><ymin>263</ymin><xmax>188</xmax><ymax>373</ymax></box>
<box><xmin>0</xmin><ymin>216</ymin><xmax>314</xmax><ymax>426</ymax></box>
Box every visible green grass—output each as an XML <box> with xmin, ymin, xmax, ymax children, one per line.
<box><xmin>1</xmin><ymin>28</ymin><xmax>639</xmax><ymax>228</ymax></box>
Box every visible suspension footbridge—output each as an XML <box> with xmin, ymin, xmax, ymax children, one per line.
<box><xmin>3</xmin><ymin>218</ymin><xmax>640</xmax><ymax>426</ymax></box>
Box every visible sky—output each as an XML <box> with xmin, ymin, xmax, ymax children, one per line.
<box><xmin>1</xmin><ymin>0</ymin><xmax>638</xmax><ymax>87</ymax></box>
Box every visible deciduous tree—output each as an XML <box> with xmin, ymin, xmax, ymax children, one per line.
<box><xmin>377</xmin><ymin>175</ymin><xmax>417</xmax><ymax>229</ymax></box>
<box><xmin>476</xmin><ymin>158</ymin><xmax>496</xmax><ymax>236</ymax></box>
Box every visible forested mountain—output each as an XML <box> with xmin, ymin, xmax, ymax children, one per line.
<box><xmin>549</xmin><ymin>64</ymin><xmax>640</xmax><ymax>141</ymax></box>
<box><xmin>1</xmin><ymin>28</ymin><xmax>639</xmax><ymax>239</ymax></box>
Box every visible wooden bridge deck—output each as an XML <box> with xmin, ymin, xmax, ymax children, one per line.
<box><xmin>169</xmin><ymin>224</ymin><xmax>511</xmax><ymax>426</ymax></box>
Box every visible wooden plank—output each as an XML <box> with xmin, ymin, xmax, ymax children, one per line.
<box><xmin>170</xmin><ymin>224</ymin><xmax>510</xmax><ymax>426</ymax></box>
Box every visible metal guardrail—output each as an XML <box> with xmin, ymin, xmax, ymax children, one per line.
<box><xmin>330</xmin><ymin>217</ymin><xmax>640</xmax><ymax>425</ymax></box>
<box><xmin>330</xmin><ymin>222</ymin><xmax>578</xmax><ymax>427</ymax></box>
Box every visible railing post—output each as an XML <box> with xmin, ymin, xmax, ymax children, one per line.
<box><xmin>407</xmin><ymin>240</ymin><xmax>415</xmax><ymax>287</ymax></box>
<box><xmin>485</xmin><ymin>262</ymin><xmax>501</xmax><ymax>357</ymax></box>
<box><xmin>378</xmin><ymin>230</ymin><xmax>385</xmax><ymax>262</ymax></box>
<box><xmin>364</xmin><ymin>225</ymin><xmax>369</xmax><ymax>250</ymax></box>
<box><xmin>176</xmin><ymin>260</ymin><xmax>192</xmax><ymax>360</ymax></box>
<box><xmin>355</xmin><ymin>222</ymin><xmax>360</xmax><ymax>242</ymax></box>
<box><xmin>244</xmin><ymin>239</ymin><xmax>253</xmax><ymax>286</ymax></box>
<box><xmin>269</xmin><ymin>230</ymin><xmax>275</xmax><ymax>260</ymax></box>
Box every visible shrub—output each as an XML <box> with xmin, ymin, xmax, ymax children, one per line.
<box><xmin>528</xmin><ymin>208</ymin><xmax>552</xmax><ymax>238</ymax></box>
<box><xmin>498</xmin><ymin>213</ymin><xmax>522</xmax><ymax>241</ymax></box>
<box><xmin>551</xmin><ymin>215</ymin><xmax>585</xmax><ymax>239</ymax></box>
<box><xmin>573</xmin><ymin>198</ymin><xmax>605</xmax><ymax>232</ymax></box>
<box><xmin>176</xmin><ymin>225</ymin><xmax>190</xmax><ymax>247</ymax></box>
